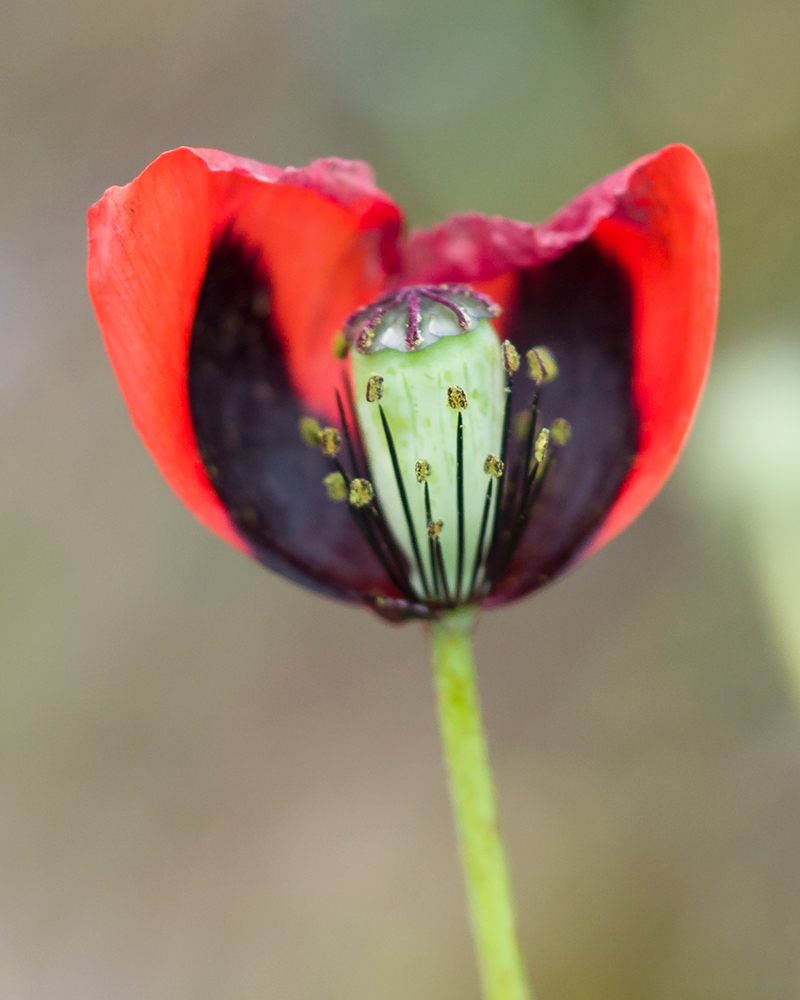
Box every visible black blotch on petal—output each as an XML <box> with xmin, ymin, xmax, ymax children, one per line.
<box><xmin>188</xmin><ymin>229</ymin><xmax>393</xmax><ymax>603</ymax></box>
<box><xmin>492</xmin><ymin>240</ymin><xmax>638</xmax><ymax>602</ymax></box>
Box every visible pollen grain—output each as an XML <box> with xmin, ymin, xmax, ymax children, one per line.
<box><xmin>483</xmin><ymin>455</ymin><xmax>504</xmax><ymax>478</ymax></box>
<box><xmin>526</xmin><ymin>346</ymin><xmax>559</xmax><ymax>384</ymax></box>
<box><xmin>366</xmin><ymin>373</ymin><xmax>384</xmax><ymax>402</ymax></box>
<box><xmin>319</xmin><ymin>427</ymin><xmax>342</xmax><ymax>456</ymax></box>
<box><xmin>299</xmin><ymin>416</ymin><xmax>321</xmax><ymax>448</ymax></box>
<box><xmin>323</xmin><ymin>471</ymin><xmax>348</xmax><ymax>502</ymax></box>
<box><xmin>349</xmin><ymin>478</ymin><xmax>375</xmax><ymax>508</ymax></box>
<box><xmin>502</xmin><ymin>340</ymin><xmax>520</xmax><ymax>375</ymax></box>
<box><xmin>447</xmin><ymin>385</ymin><xmax>468</xmax><ymax>410</ymax></box>
<box><xmin>534</xmin><ymin>427</ymin><xmax>550</xmax><ymax>464</ymax></box>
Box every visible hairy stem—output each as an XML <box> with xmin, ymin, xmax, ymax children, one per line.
<box><xmin>430</xmin><ymin>607</ymin><xmax>531</xmax><ymax>1000</ymax></box>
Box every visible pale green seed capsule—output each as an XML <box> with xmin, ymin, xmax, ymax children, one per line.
<box><xmin>351</xmin><ymin>319</ymin><xmax>506</xmax><ymax>599</ymax></box>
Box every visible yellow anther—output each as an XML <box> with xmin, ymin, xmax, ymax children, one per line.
<box><xmin>447</xmin><ymin>385</ymin><xmax>468</xmax><ymax>410</ymax></box>
<box><xmin>299</xmin><ymin>416</ymin><xmax>321</xmax><ymax>448</ymax></box>
<box><xmin>331</xmin><ymin>332</ymin><xmax>349</xmax><ymax>359</ymax></box>
<box><xmin>349</xmin><ymin>478</ymin><xmax>374</xmax><ymax>508</ymax></box>
<box><xmin>534</xmin><ymin>427</ymin><xmax>550</xmax><ymax>464</ymax></box>
<box><xmin>526</xmin><ymin>346</ymin><xmax>559</xmax><ymax>384</ymax></box>
<box><xmin>319</xmin><ymin>427</ymin><xmax>342</xmax><ymax>456</ymax></box>
<box><xmin>551</xmin><ymin>418</ymin><xmax>572</xmax><ymax>446</ymax></box>
<box><xmin>415</xmin><ymin>459</ymin><xmax>432</xmax><ymax>483</ymax></box>
<box><xmin>427</xmin><ymin>519</ymin><xmax>444</xmax><ymax>539</ymax></box>
<box><xmin>323</xmin><ymin>471</ymin><xmax>348</xmax><ymax>502</ymax></box>
<box><xmin>366</xmin><ymin>373</ymin><xmax>384</xmax><ymax>402</ymax></box>
<box><xmin>483</xmin><ymin>454</ymin><xmax>504</xmax><ymax>478</ymax></box>
<box><xmin>502</xmin><ymin>340</ymin><xmax>520</xmax><ymax>375</ymax></box>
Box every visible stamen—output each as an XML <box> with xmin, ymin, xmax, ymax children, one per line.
<box><xmin>323</xmin><ymin>471</ymin><xmax>347</xmax><ymax>501</ymax></box>
<box><xmin>534</xmin><ymin>428</ymin><xmax>550</xmax><ymax>465</ymax></box>
<box><xmin>447</xmin><ymin>386</ymin><xmax>468</xmax><ymax>410</ymax></box>
<box><xmin>365</xmin><ymin>504</ymin><xmax>417</xmax><ymax>599</ymax></box>
<box><xmin>434</xmin><ymin>536</ymin><xmax>451</xmax><ymax>605</ymax></box>
<box><xmin>378</xmin><ymin>404</ymin><xmax>431</xmax><ymax>597</ymax></box>
<box><xmin>342</xmin><ymin>371</ymin><xmax>368</xmax><ymax>476</ymax></box>
<box><xmin>423</xmin><ymin>480</ymin><xmax>440</xmax><ymax>599</ymax></box>
<box><xmin>319</xmin><ymin>427</ymin><xmax>342</xmax><ymax>456</ymax></box>
<box><xmin>526</xmin><ymin>346</ymin><xmax>559</xmax><ymax>384</ymax></box>
<box><xmin>427</xmin><ymin>519</ymin><xmax>444</xmax><ymax>538</ymax></box>
<box><xmin>502</xmin><ymin>340</ymin><xmax>520</xmax><ymax>375</ymax></box>
<box><xmin>483</xmin><ymin>454</ymin><xmax>504</xmax><ymax>477</ymax></box>
<box><xmin>519</xmin><ymin>449</ymin><xmax>552</xmax><ymax>522</ymax></box>
<box><xmin>335</xmin><ymin>389</ymin><xmax>360</xmax><ymax>477</ymax></box>
<box><xmin>366</xmin><ymin>374</ymin><xmax>384</xmax><ymax>402</ymax></box>
<box><xmin>329</xmin><ymin>454</ymin><xmax>416</xmax><ymax>602</ymax></box>
<box><xmin>485</xmin><ymin>386</ymin><xmax>539</xmax><ymax>587</ymax></box>
<box><xmin>299</xmin><ymin>416</ymin><xmax>321</xmax><ymax>448</ymax></box>
<box><xmin>469</xmin><ymin>476</ymin><xmax>494</xmax><ymax>598</ymax></box>
<box><xmin>500</xmin><ymin>444</ymin><xmax>556</xmax><ymax>584</ymax></box>
<box><xmin>455</xmin><ymin>410</ymin><xmax>465</xmax><ymax>603</ymax></box>
<box><xmin>415</xmin><ymin>459</ymin><xmax>432</xmax><ymax>483</ymax></box>
<box><xmin>334</xmin><ymin>466</ymin><xmax>409</xmax><ymax>597</ymax></box>
<box><xmin>522</xmin><ymin>390</ymin><xmax>541</xmax><ymax>477</ymax></box>
<box><xmin>349</xmin><ymin>477</ymin><xmax>374</xmax><ymax>508</ymax></box>
<box><xmin>487</xmin><ymin>381</ymin><xmax>514</xmax><ymax>573</ymax></box>
<box><xmin>487</xmin><ymin>452</ymin><xmax>552</xmax><ymax>589</ymax></box>
<box><xmin>336</xmin><ymin>372</ymin><xmax>419</xmax><ymax>602</ymax></box>
<box><xmin>551</xmin><ymin>417</ymin><xmax>572</xmax><ymax>445</ymax></box>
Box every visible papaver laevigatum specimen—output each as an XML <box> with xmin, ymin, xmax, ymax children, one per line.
<box><xmin>87</xmin><ymin>145</ymin><xmax>718</xmax><ymax>1000</ymax></box>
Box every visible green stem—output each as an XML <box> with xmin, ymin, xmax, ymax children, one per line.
<box><xmin>430</xmin><ymin>607</ymin><xmax>532</xmax><ymax>1000</ymax></box>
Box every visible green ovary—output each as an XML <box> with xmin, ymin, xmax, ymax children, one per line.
<box><xmin>351</xmin><ymin>320</ymin><xmax>506</xmax><ymax>601</ymax></box>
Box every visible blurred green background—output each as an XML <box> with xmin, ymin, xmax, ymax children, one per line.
<box><xmin>2</xmin><ymin>0</ymin><xmax>800</xmax><ymax>996</ymax></box>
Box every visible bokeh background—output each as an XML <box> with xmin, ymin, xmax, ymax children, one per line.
<box><xmin>2</xmin><ymin>0</ymin><xmax>800</xmax><ymax>996</ymax></box>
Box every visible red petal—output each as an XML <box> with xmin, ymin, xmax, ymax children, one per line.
<box><xmin>87</xmin><ymin>147</ymin><xmax>402</xmax><ymax>555</ymax></box>
<box><xmin>588</xmin><ymin>146</ymin><xmax>719</xmax><ymax>553</ymax></box>
<box><xmin>405</xmin><ymin>144</ymin><xmax>719</xmax><ymax>583</ymax></box>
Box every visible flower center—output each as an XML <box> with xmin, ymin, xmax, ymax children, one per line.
<box><xmin>345</xmin><ymin>283</ymin><xmax>500</xmax><ymax>354</ymax></box>
<box><xmin>351</xmin><ymin>298</ymin><xmax>505</xmax><ymax>602</ymax></box>
<box><xmin>304</xmin><ymin>284</ymin><xmax>569</xmax><ymax>614</ymax></box>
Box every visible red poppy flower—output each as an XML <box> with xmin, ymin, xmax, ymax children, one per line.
<box><xmin>87</xmin><ymin>145</ymin><xmax>718</xmax><ymax>622</ymax></box>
